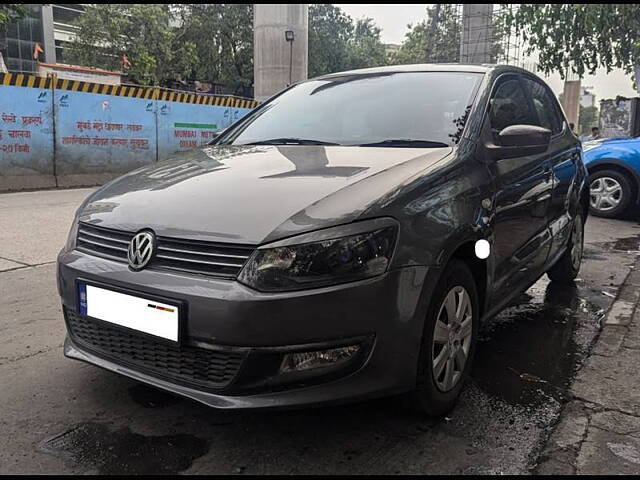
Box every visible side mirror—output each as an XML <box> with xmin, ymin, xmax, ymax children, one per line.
<box><xmin>488</xmin><ymin>124</ymin><xmax>551</xmax><ymax>160</ymax></box>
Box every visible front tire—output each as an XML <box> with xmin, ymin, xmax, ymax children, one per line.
<box><xmin>589</xmin><ymin>169</ymin><xmax>633</xmax><ymax>218</ymax></box>
<box><xmin>414</xmin><ymin>259</ymin><xmax>479</xmax><ymax>417</ymax></box>
<box><xmin>547</xmin><ymin>211</ymin><xmax>584</xmax><ymax>284</ymax></box>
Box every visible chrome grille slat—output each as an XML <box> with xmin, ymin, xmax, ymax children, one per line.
<box><xmin>154</xmin><ymin>263</ymin><xmax>238</xmax><ymax>278</ymax></box>
<box><xmin>79</xmin><ymin>223</ymin><xmax>134</xmax><ymax>242</ymax></box>
<box><xmin>77</xmin><ymin>222</ymin><xmax>254</xmax><ymax>278</ymax></box>
<box><xmin>157</xmin><ymin>246</ymin><xmax>249</xmax><ymax>260</ymax></box>
<box><xmin>155</xmin><ymin>253</ymin><xmax>245</xmax><ymax>268</ymax></box>
<box><xmin>78</xmin><ymin>229</ymin><xmax>130</xmax><ymax>245</ymax></box>
<box><xmin>76</xmin><ymin>247</ymin><xmax>125</xmax><ymax>263</ymax></box>
<box><xmin>77</xmin><ymin>235</ymin><xmax>129</xmax><ymax>252</ymax></box>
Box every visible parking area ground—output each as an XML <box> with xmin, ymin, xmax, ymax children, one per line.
<box><xmin>1</xmin><ymin>188</ymin><xmax>639</xmax><ymax>474</ymax></box>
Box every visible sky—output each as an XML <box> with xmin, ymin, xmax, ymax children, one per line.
<box><xmin>336</xmin><ymin>4</ymin><xmax>638</xmax><ymax>101</ymax></box>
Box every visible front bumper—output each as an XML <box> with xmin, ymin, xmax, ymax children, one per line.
<box><xmin>58</xmin><ymin>249</ymin><xmax>437</xmax><ymax>409</ymax></box>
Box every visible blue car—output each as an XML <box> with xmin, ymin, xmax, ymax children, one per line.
<box><xmin>583</xmin><ymin>137</ymin><xmax>640</xmax><ymax>218</ymax></box>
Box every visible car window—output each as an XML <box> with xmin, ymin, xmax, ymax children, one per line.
<box><xmin>218</xmin><ymin>72</ymin><xmax>483</xmax><ymax>148</ymax></box>
<box><xmin>488</xmin><ymin>77</ymin><xmax>536</xmax><ymax>137</ymax></box>
<box><xmin>523</xmin><ymin>77</ymin><xmax>562</xmax><ymax>134</ymax></box>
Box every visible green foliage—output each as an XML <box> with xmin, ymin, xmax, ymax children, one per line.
<box><xmin>347</xmin><ymin>18</ymin><xmax>387</xmax><ymax>70</ymax></box>
<box><xmin>308</xmin><ymin>4</ymin><xmax>352</xmax><ymax>77</ymax></box>
<box><xmin>388</xmin><ymin>5</ymin><xmax>505</xmax><ymax>66</ymax></box>
<box><xmin>66</xmin><ymin>4</ymin><xmax>198</xmax><ymax>87</ymax></box>
<box><xmin>388</xmin><ymin>5</ymin><xmax>461</xmax><ymax>65</ymax></box>
<box><xmin>579</xmin><ymin>105</ymin><xmax>599</xmax><ymax>136</ymax></box>
<box><xmin>65</xmin><ymin>4</ymin><xmax>386</xmax><ymax>91</ymax></box>
<box><xmin>178</xmin><ymin>4</ymin><xmax>253</xmax><ymax>96</ymax></box>
<box><xmin>0</xmin><ymin>4</ymin><xmax>26</xmax><ymax>27</ymax></box>
<box><xmin>504</xmin><ymin>4</ymin><xmax>640</xmax><ymax>79</ymax></box>
<box><xmin>308</xmin><ymin>4</ymin><xmax>386</xmax><ymax>77</ymax></box>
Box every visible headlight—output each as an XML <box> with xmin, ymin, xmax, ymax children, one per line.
<box><xmin>238</xmin><ymin>224</ymin><xmax>397</xmax><ymax>292</ymax></box>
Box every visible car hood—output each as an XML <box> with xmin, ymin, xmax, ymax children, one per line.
<box><xmin>80</xmin><ymin>145</ymin><xmax>452</xmax><ymax>245</ymax></box>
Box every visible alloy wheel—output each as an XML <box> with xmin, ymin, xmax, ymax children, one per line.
<box><xmin>431</xmin><ymin>286</ymin><xmax>473</xmax><ymax>392</ymax></box>
<box><xmin>590</xmin><ymin>177</ymin><xmax>622</xmax><ymax>212</ymax></box>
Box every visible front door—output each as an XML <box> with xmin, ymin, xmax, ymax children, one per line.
<box><xmin>485</xmin><ymin>75</ymin><xmax>553</xmax><ymax>301</ymax></box>
<box><xmin>521</xmin><ymin>75</ymin><xmax>580</xmax><ymax>262</ymax></box>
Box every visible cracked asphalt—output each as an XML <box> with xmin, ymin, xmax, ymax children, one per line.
<box><xmin>1</xmin><ymin>188</ymin><xmax>639</xmax><ymax>474</ymax></box>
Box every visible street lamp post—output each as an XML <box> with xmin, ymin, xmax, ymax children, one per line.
<box><xmin>285</xmin><ymin>30</ymin><xmax>294</xmax><ymax>86</ymax></box>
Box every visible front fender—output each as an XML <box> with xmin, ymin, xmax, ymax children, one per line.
<box><xmin>362</xmin><ymin>146</ymin><xmax>493</xmax><ymax>269</ymax></box>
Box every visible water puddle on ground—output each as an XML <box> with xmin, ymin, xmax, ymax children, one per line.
<box><xmin>41</xmin><ymin>422</ymin><xmax>208</xmax><ymax>474</ymax></box>
<box><xmin>612</xmin><ymin>235</ymin><xmax>640</xmax><ymax>252</ymax></box>
<box><xmin>472</xmin><ymin>229</ymin><xmax>640</xmax><ymax>407</ymax></box>
<box><xmin>472</xmin><ymin>277</ymin><xmax>603</xmax><ymax>406</ymax></box>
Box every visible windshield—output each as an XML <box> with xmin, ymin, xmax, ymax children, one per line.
<box><xmin>218</xmin><ymin>71</ymin><xmax>483</xmax><ymax>148</ymax></box>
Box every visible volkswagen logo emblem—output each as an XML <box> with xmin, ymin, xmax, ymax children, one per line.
<box><xmin>128</xmin><ymin>231</ymin><xmax>156</xmax><ymax>271</ymax></box>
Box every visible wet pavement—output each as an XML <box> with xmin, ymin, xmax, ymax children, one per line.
<box><xmin>41</xmin><ymin>423</ymin><xmax>209</xmax><ymax>475</ymax></box>
<box><xmin>1</xmin><ymin>188</ymin><xmax>639</xmax><ymax>474</ymax></box>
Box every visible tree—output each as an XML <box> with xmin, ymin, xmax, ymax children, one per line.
<box><xmin>66</xmin><ymin>4</ymin><xmax>385</xmax><ymax>92</ymax></box>
<box><xmin>0</xmin><ymin>4</ymin><xmax>27</xmax><ymax>72</ymax></box>
<box><xmin>179</xmin><ymin>4</ymin><xmax>253</xmax><ymax>96</ymax></box>
<box><xmin>308</xmin><ymin>4</ymin><xmax>354</xmax><ymax>77</ymax></box>
<box><xmin>0</xmin><ymin>4</ymin><xmax>26</xmax><ymax>26</ymax></box>
<box><xmin>67</xmin><ymin>4</ymin><xmax>253</xmax><ymax>94</ymax></box>
<box><xmin>389</xmin><ymin>4</ymin><xmax>461</xmax><ymax>65</ymax></box>
<box><xmin>389</xmin><ymin>5</ymin><xmax>509</xmax><ymax>66</ymax></box>
<box><xmin>308</xmin><ymin>5</ymin><xmax>386</xmax><ymax>77</ymax></box>
<box><xmin>66</xmin><ymin>4</ymin><xmax>197</xmax><ymax>86</ymax></box>
<box><xmin>346</xmin><ymin>18</ymin><xmax>386</xmax><ymax>70</ymax></box>
<box><xmin>504</xmin><ymin>4</ymin><xmax>640</xmax><ymax>81</ymax></box>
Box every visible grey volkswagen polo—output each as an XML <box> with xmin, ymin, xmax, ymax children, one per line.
<box><xmin>57</xmin><ymin>64</ymin><xmax>588</xmax><ymax>415</ymax></box>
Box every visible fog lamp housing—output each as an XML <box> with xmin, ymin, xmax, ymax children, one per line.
<box><xmin>279</xmin><ymin>345</ymin><xmax>360</xmax><ymax>373</ymax></box>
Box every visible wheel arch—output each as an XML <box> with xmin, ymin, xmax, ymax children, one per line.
<box><xmin>436</xmin><ymin>236</ymin><xmax>489</xmax><ymax>319</ymax></box>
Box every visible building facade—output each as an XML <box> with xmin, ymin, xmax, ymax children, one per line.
<box><xmin>0</xmin><ymin>4</ymin><xmax>84</xmax><ymax>73</ymax></box>
<box><xmin>580</xmin><ymin>86</ymin><xmax>596</xmax><ymax>108</ymax></box>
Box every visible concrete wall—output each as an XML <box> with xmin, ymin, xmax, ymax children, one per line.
<box><xmin>254</xmin><ymin>4</ymin><xmax>308</xmax><ymax>102</ymax></box>
<box><xmin>0</xmin><ymin>73</ymin><xmax>258</xmax><ymax>192</ymax></box>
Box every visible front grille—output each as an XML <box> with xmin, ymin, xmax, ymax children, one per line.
<box><xmin>65</xmin><ymin>308</ymin><xmax>246</xmax><ymax>391</ymax></box>
<box><xmin>76</xmin><ymin>222</ymin><xmax>254</xmax><ymax>278</ymax></box>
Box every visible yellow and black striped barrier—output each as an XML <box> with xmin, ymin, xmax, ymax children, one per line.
<box><xmin>0</xmin><ymin>72</ymin><xmax>259</xmax><ymax>109</ymax></box>
<box><xmin>1</xmin><ymin>72</ymin><xmax>52</xmax><ymax>89</ymax></box>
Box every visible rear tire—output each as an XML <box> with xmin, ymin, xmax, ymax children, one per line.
<box><xmin>413</xmin><ymin>259</ymin><xmax>479</xmax><ymax>417</ymax></box>
<box><xmin>589</xmin><ymin>169</ymin><xmax>633</xmax><ymax>218</ymax></box>
<box><xmin>547</xmin><ymin>211</ymin><xmax>584</xmax><ymax>284</ymax></box>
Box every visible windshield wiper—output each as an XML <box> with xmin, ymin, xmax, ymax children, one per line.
<box><xmin>242</xmin><ymin>138</ymin><xmax>339</xmax><ymax>146</ymax></box>
<box><xmin>358</xmin><ymin>139</ymin><xmax>449</xmax><ymax>148</ymax></box>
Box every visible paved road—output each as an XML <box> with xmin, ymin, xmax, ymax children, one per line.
<box><xmin>1</xmin><ymin>188</ymin><xmax>639</xmax><ymax>474</ymax></box>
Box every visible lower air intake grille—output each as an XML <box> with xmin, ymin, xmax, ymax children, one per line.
<box><xmin>65</xmin><ymin>308</ymin><xmax>245</xmax><ymax>391</ymax></box>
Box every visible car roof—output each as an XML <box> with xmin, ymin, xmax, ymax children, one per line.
<box><xmin>312</xmin><ymin>63</ymin><xmax>529</xmax><ymax>81</ymax></box>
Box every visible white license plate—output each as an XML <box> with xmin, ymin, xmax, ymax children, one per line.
<box><xmin>79</xmin><ymin>283</ymin><xmax>180</xmax><ymax>342</ymax></box>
